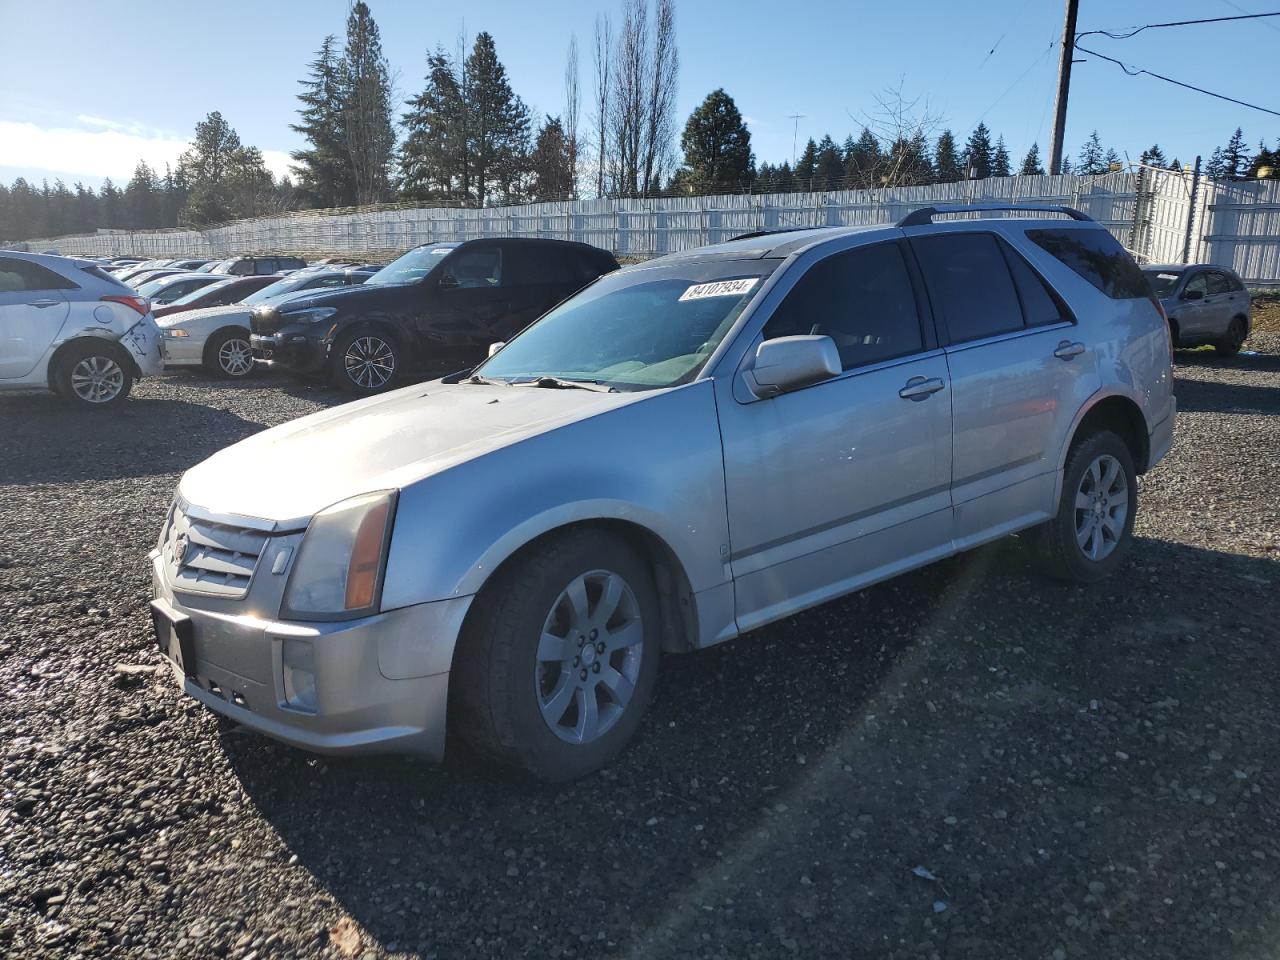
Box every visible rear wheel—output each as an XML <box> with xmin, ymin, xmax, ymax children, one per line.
<box><xmin>1215</xmin><ymin>316</ymin><xmax>1247</xmax><ymax>357</ymax></box>
<box><xmin>53</xmin><ymin>340</ymin><xmax>133</xmax><ymax>409</ymax></box>
<box><xmin>450</xmin><ymin>529</ymin><xmax>661</xmax><ymax>781</ymax></box>
<box><xmin>331</xmin><ymin>328</ymin><xmax>401</xmax><ymax>394</ymax></box>
<box><xmin>1034</xmin><ymin>431</ymin><xmax>1137</xmax><ymax>583</ymax></box>
<box><xmin>203</xmin><ymin>328</ymin><xmax>255</xmax><ymax>378</ymax></box>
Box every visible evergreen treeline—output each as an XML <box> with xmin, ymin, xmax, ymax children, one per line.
<box><xmin>3</xmin><ymin>0</ymin><xmax>1278</xmax><ymax>243</ymax></box>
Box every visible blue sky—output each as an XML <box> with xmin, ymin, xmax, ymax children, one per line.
<box><xmin>0</xmin><ymin>0</ymin><xmax>1274</xmax><ymax>189</ymax></box>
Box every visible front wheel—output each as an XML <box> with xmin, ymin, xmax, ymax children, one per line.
<box><xmin>450</xmin><ymin>529</ymin><xmax>661</xmax><ymax>781</ymax></box>
<box><xmin>204</xmin><ymin>328</ymin><xmax>255</xmax><ymax>378</ymax></box>
<box><xmin>331</xmin><ymin>328</ymin><xmax>401</xmax><ymax>394</ymax></box>
<box><xmin>1215</xmin><ymin>316</ymin><xmax>1247</xmax><ymax>357</ymax></box>
<box><xmin>1034</xmin><ymin>431</ymin><xmax>1137</xmax><ymax>583</ymax></box>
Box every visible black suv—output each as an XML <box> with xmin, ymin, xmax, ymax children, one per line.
<box><xmin>249</xmin><ymin>238</ymin><xmax>619</xmax><ymax>393</ymax></box>
<box><xmin>214</xmin><ymin>255</ymin><xmax>307</xmax><ymax>276</ymax></box>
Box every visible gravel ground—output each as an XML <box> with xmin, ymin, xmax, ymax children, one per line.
<box><xmin>2</xmin><ymin>335</ymin><xmax>1278</xmax><ymax>960</ymax></box>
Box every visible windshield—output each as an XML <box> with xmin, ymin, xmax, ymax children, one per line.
<box><xmin>242</xmin><ymin>275</ymin><xmax>312</xmax><ymax>305</ymax></box>
<box><xmin>136</xmin><ymin>277</ymin><xmax>179</xmax><ymax>297</ymax></box>
<box><xmin>367</xmin><ymin>245</ymin><xmax>455</xmax><ymax>285</ymax></box>
<box><xmin>476</xmin><ymin>260</ymin><xmax>778</xmax><ymax>391</ymax></box>
<box><xmin>167</xmin><ymin>278</ymin><xmax>233</xmax><ymax>307</ymax></box>
<box><xmin>1143</xmin><ymin>269</ymin><xmax>1183</xmax><ymax>298</ymax></box>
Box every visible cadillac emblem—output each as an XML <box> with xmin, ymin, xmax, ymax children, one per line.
<box><xmin>173</xmin><ymin>533</ymin><xmax>190</xmax><ymax>565</ymax></box>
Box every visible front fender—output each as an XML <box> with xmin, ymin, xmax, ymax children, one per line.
<box><xmin>379</xmin><ymin>380</ymin><xmax>732</xmax><ymax>611</ymax></box>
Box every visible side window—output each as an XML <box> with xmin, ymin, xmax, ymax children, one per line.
<box><xmin>912</xmin><ymin>233</ymin><xmax>1024</xmax><ymax>343</ymax></box>
<box><xmin>310</xmin><ymin>276</ymin><xmax>346</xmax><ymax>289</ymax></box>
<box><xmin>1025</xmin><ymin>228</ymin><xmax>1151</xmax><ymax>299</ymax></box>
<box><xmin>762</xmin><ymin>241</ymin><xmax>925</xmax><ymax>371</ymax></box>
<box><xmin>1183</xmin><ymin>272</ymin><xmax>1209</xmax><ymax>297</ymax></box>
<box><xmin>0</xmin><ymin>257</ymin><xmax>76</xmax><ymax>293</ymax></box>
<box><xmin>1229</xmin><ymin>273</ymin><xmax>1246</xmax><ymax>292</ymax></box>
<box><xmin>505</xmin><ymin>246</ymin><xmax>579</xmax><ymax>287</ymax></box>
<box><xmin>255</xmin><ymin>259</ymin><xmax>278</xmax><ymax>275</ymax></box>
<box><xmin>1206</xmin><ymin>272</ymin><xmax>1232</xmax><ymax>296</ymax></box>
<box><xmin>1000</xmin><ymin>241</ymin><xmax>1068</xmax><ymax>327</ymax></box>
<box><xmin>448</xmin><ymin>248</ymin><xmax>503</xmax><ymax>288</ymax></box>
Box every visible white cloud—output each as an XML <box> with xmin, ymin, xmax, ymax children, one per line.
<box><xmin>0</xmin><ymin>118</ymin><xmax>294</xmax><ymax>183</ymax></box>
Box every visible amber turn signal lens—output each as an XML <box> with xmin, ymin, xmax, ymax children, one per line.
<box><xmin>344</xmin><ymin>499</ymin><xmax>390</xmax><ymax>610</ymax></box>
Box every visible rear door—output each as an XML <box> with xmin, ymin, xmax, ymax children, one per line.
<box><xmin>1177</xmin><ymin>270</ymin><xmax>1214</xmax><ymax>337</ymax></box>
<box><xmin>907</xmin><ymin>229</ymin><xmax>1091</xmax><ymax>547</ymax></box>
<box><xmin>0</xmin><ymin>257</ymin><xmax>72</xmax><ymax>380</ymax></box>
<box><xmin>1204</xmin><ymin>271</ymin><xmax>1236</xmax><ymax>337</ymax></box>
<box><xmin>500</xmin><ymin>244</ymin><xmax>586</xmax><ymax>336</ymax></box>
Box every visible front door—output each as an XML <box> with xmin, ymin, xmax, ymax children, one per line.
<box><xmin>717</xmin><ymin>240</ymin><xmax>954</xmax><ymax>632</ymax></box>
<box><xmin>0</xmin><ymin>257</ymin><xmax>71</xmax><ymax>380</ymax></box>
<box><xmin>424</xmin><ymin>244</ymin><xmax>510</xmax><ymax>354</ymax></box>
<box><xmin>1177</xmin><ymin>270</ymin><xmax>1215</xmax><ymax>338</ymax></box>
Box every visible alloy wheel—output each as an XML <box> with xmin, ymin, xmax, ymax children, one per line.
<box><xmin>1074</xmin><ymin>454</ymin><xmax>1129</xmax><ymax>562</ymax></box>
<box><xmin>343</xmin><ymin>335</ymin><xmax>395</xmax><ymax>389</ymax></box>
<box><xmin>218</xmin><ymin>337</ymin><xmax>254</xmax><ymax>377</ymax></box>
<box><xmin>534</xmin><ymin>569</ymin><xmax>645</xmax><ymax>745</ymax></box>
<box><xmin>69</xmin><ymin>355</ymin><xmax>125</xmax><ymax>404</ymax></box>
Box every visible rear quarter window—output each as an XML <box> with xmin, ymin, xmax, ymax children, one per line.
<box><xmin>1026</xmin><ymin>228</ymin><xmax>1151</xmax><ymax>300</ymax></box>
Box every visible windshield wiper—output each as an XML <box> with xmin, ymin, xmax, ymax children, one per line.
<box><xmin>516</xmin><ymin>376</ymin><xmax>616</xmax><ymax>393</ymax></box>
<box><xmin>466</xmin><ymin>373</ymin><xmax>506</xmax><ymax>386</ymax></box>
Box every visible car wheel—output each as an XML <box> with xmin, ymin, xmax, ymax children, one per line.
<box><xmin>204</xmin><ymin>328</ymin><xmax>255</xmax><ymax>378</ymax></box>
<box><xmin>450</xmin><ymin>529</ymin><xmax>661</xmax><ymax>781</ymax></box>
<box><xmin>1034</xmin><ymin>431</ymin><xmax>1137</xmax><ymax>583</ymax></box>
<box><xmin>1215</xmin><ymin>316</ymin><xmax>1247</xmax><ymax>357</ymax></box>
<box><xmin>54</xmin><ymin>341</ymin><xmax>133</xmax><ymax>409</ymax></box>
<box><xmin>332</xmin><ymin>328</ymin><xmax>400</xmax><ymax>394</ymax></box>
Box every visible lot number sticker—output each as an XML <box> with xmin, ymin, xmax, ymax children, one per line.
<box><xmin>678</xmin><ymin>278</ymin><xmax>759</xmax><ymax>301</ymax></box>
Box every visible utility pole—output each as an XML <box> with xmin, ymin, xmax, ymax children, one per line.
<box><xmin>1048</xmin><ymin>0</ymin><xmax>1080</xmax><ymax>176</ymax></box>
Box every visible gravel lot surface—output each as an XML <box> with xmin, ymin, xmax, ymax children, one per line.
<box><xmin>2</xmin><ymin>334</ymin><xmax>1278</xmax><ymax>960</ymax></box>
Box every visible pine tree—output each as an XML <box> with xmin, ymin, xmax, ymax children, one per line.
<box><xmin>1076</xmin><ymin>131</ymin><xmax>1106</xmax><ymax>175</ymax></box>
<box><xmin>528</xmin><ymin>116</ymin><xmax>574</xmax><ymax>200</ymax></box>
<box><xmin>1249</xmin><ymin>141</ymin><xmax>1280</xmax><ymax>179</ymax></box>
<box><xmin>73</xmin><ymin>182</ymin><xmax>98</xmax><ymax>234</ymax></box>
<box><xmin>963</xmin><ymin>123</ymin><xmax>994</xmax><ymax>179</ymax></box>
<box><xmin>884</xmin><ymin>134</ymin><xmax>932</xmax><ymax>186</ymax></box>
<box><xmin>933</xmin><ymin>129</ymin><xmax>962</xmax><ymax>183</ymax></box>
<box><xmin>465</xmin><ymin>32</ymin><xmax>532</xmax><ymax>205</ymax></box>
<box><xmin>179</xmin><ymin>112</ymin><xmax>242</xmax><ymax>224</ymax></box>
<box><xmin>340</xmin><ymin>2</ymin><xmax>396</xmax><ymax>205</ymax></box>
<box><xmin>844</xmin><ymin>129</ymin><xmax>882</xmax><ymax>188</ymax></box>
<box><xmin>775</xmin><ymin>160</ymin><xmax>793</xmax><ymax>191</ymax></box>
<box><xmin>99</xmin><ymin>178</ymin><xmax>122</xmax><ymax>228</ymax></box>
<box><xmin>1219</xmin><ymin>127</ymin><xmax>1249</xmax><ymax>180</ymax></box>
<box><xmin>675</xmin><ymin>88</ymin><xmax>753</xmax><ymax>192</ymax></box>
<box><xmin>1205</xmin><ymin>147</ymin><xmax>1226</xmax><ymax>180</ymax></box>
<box><xmin>1019</xmin><ymin>143</ymin><xmax>1045</xmax><ymax>176</ymax></box>
<box><xmin>291</xmin><ymin>36</ymin><xmax>352</xmax><ymax>207</ymax></box>
<box><xmin>124</xmin><ymin>161</ymin><xmax>160</xmax><ymax>229</ymax></box>
<box><xmin>794</xmin><ymin>138</ymin><xmax>819</xmax><ymax>184</ymax></box>
<box><xmin>991</xmin><ymin>135</ymin><xmax>1011</xmax><ymax>178</ymax></box>
<box><xmin>815</xmin><ymin>135</ymin><xmax>844</xmax><ymax>188</ymax></box>
<box><xmin>1139</xmin><ymin>144</ymin><xmax>1167</xmax><ymax>168</ymax></box>
<box><xmin>400</xmin><ymin>48</ymin><xmax>469</xmax><ymax>200</ymax></box>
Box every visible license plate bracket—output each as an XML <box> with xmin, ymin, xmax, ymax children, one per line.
<box><xmin>150</xmin><ymin>600</ymin><xmax>196</xmax><ymax>677</ymax></box>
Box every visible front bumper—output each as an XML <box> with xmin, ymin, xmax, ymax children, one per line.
<box><xmin>160</xmin><ymin>331</ymin><xmax>206</xmax><ymax>367</ymax></box>
<box><xmin>250</xmin><ymin>331</ymin><xmax>328</xmax><ymax>373</ymax></box>
<box><xmin>150</xmin><ymin>549</ymin><xmax>469</xmax><ymax>760</ymax></box>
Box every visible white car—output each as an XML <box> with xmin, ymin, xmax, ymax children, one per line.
<box><xmin>157</xmin><ymin>269</ymin><xmax>372</xmax><ymax>378</ymax></box>
<box><xmin>0</xmin><ymin>251</ymin><xmax>162</xmax><ymax>408</ymax></box>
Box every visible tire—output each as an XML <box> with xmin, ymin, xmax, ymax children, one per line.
<box><xmin>53</xmin><ymin>340</ymin><xmax>133</xmax><ymax>409</ymax></box>
<box><xmin>1034</xmin><ymin>430</ymin><xmax>1137</xmax><ymax>584</ymax></box>
<box><xmin>450</xmin><ymin>529</ymin><xmax>661</xmax><ymax>781</ymax></box>
<box><xmin>331</xmin><ymin>327</ymin><xmax>401</xmax><ymax>394</ymax></box>
<box><xmin>203</xmin><ymin>328</ymin><xmax>255</xmax><ymax>379</ymax></box>
<box><xmin>1215</xmin><ymin>316</ymin><xmax>1247</xmax><ymax>357</ymax></box>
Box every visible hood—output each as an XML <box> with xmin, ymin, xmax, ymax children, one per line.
<box><xmin>250</xmin><ymin>282</ymin><xmax>400</xmax><ymax>333</ymax></box>
<box><xmin>178</xmin><ymin>381</ymin><xmax>652</xmax><ymax>525</ymax></box>
<box><xmin>157</xmin><ymin>303</ymin><xmax>248</xmax><ymax>329</ymax></box>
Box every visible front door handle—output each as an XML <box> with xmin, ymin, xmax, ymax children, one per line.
<box><xmin>1054</xmin><ymin>340</ymin><xmax>1085</xmax><ymax>360</ymax></box>
<box><xmin>898</xmin><ymin>376</ymin><xmax>946</xmax><ymax>401</ymax></box>
<box><xmin>28</xmin><ymin>298</ymin><xmax>61</xmax><ymax>308</ymax></box>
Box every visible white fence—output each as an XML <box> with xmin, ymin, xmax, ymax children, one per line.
<box><xmin>27</xmin><ymin>171</ymin><xmax>1280</xmax><ymax>284</ymax></box>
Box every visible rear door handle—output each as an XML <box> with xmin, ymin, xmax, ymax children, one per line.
<box><xmin>1054</xmin><ymin>340</ymin><xmax>1085</xmax><ymax>360</ymax></box>
<box><xmin>898</xmin><ymin>376</ymin><xmax>946</xmax><ymax>401</ymax></box>
<box><xmin>28</xmin><ymin>298</ymin><xmax>61</xmax><ymax>308</ymax></box>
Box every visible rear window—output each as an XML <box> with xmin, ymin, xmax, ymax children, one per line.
<box><xmin>1026</xmin><ymin>228</ymin><xmax>1151</xmax><ymax>299</ymax></box>
<box><xmin>81</xmin><ymin>264</ymin><xmax>129</xmax><ymax>289</ymax></box>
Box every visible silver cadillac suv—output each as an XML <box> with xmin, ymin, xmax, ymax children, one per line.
<box><xmin>149</xmin><ymin>205</ymin><xmax>1176</xmax><ymax>781</ymax></box>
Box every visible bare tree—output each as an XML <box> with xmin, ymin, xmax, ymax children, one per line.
<box><xmin>591</xmin><ymin>14</ymin><xmax>613</xmax><ymax>198</ymax></box>
<box><xmin>611</xmin><ymin>0</ymin><xmax>648</xmax><ymax>197</ymax></box>
<box><xmin>565</xmin><ymin>34</ymin><xmax>581</xmax><ymax>199</ymax></box>
<box><xmin>855</xmin><ymin>79</ymin><xmax>943</xmax><ymax>188</ymax></box>
<box><xmin>640</xmin><ymin>0</ymin><xmax>678</xmax><ymax>196</ymax></box>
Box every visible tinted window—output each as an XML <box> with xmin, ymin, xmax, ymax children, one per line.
<box><xmin>1183</xmin><ymin>272</ymin><xmax>1209</xmax><ymax>297</ymax></box>
<box><xmin>913</xmin><ymin>233</ymin><xmax>1023</xmax><ymax>343</ymax></box>
<box><xmin>0</xmin><ymin>257</ymin><xmax>76</xmax><ymax>292</ymax></box>
<box><xmin>1206</xmin><ymin>272</ymin><xmax>1232</xmax><ymax>296</ymax></box>
<box><xmin>506</xmin><ymin>245</ymin><xmax>579</xmax><ymax>286</ymax></box>
<box><xmin>1143</xmin><ymin>269</ymin><xmax>1183</xmax><ymax>298</ymax></box>
<box><xmin>763</xmin><ymin>242</ymin><xmax>924</xmax><ymax>370</ymax></box>
<box><xmin>254</xmin><ymin>259</ymin><xmax>278</xmax><ymax>275</ymax></box>
<box><xmin>1026</xmin><ymin>228</ymin><xmax>1150</xmax><ymax>299</ymax></box>
<box><xmin>1228</xmin><ymin>273</ymin><xmax>1245</xmax><ymax>292</ymax></box>
<box><xmin>448</xmin><ymin>248</ymin><xmax>503</xmax><ymax>288</ymax></box>
<box><xmin>1001</xmin><ymin>242</ymin><xmax>1067</xmax><ymax>327</ymax></box>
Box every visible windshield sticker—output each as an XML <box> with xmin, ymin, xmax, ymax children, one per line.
<box><xmin>431</xmin><ymin>248</ymin><xmax>452</xmax><ymax>255</ymax></box>
<box><xmin>1157</xmin><ymin>273</ymin><xmax>1179</xmax><ymax>280</ymax></box>
<box><xmin>678</xmin><ymin>277</ymin><xmax>759</xmax><ymax>301</ymax></box>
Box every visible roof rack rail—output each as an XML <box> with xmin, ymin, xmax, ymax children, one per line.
<box><xmin>727</xmin><ymin>226</ymin><xmax>822</xmax><ymax>242</ymax></box>
<box><xmin>896</xmin><ymin>203</ymin><xmax>1093</xmax><ymax>228</ymax></box>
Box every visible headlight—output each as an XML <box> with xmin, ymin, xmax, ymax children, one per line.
<box><xmin>163</xmin><ymin>329</ymin><xmax>189</xmax><ymax>338</ymax></box>
<box><xmin>282</xmin><ymin>491</ymin><xmax>396</xmax><ymax>620</ymax></box>
<box><xmin>283</xmin><ymin>307</ymin><xmax>338</xmax><ymax>324</ymax></box>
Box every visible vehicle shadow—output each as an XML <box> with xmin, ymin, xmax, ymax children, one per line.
<box><xmin>1173</xmin><ymin>372</ymin><xmax>1280</xmax><ymax>415</ymax></box>
<box><xmin>0</xmin><ymin>394</ymin><xmax>266</xmax><ymax>486</ymax></box>
<box><xmin>222</xmin><ymin>536</ymin><xmax>1280</xmax><ymax>958</ymax></box>
<box><xmin>1175</xmin><ymin>348</ymin><xmax>1280</xmax><ymax>374</ymax></box>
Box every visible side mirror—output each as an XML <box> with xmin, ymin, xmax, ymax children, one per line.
<box><xmin>1182</xmin><ymin>289</ymin><xmax>1204</xmax><ymax>301</ymax></box>
<box><xmin>439</xmin><ymin>274</ymin><xmax>459</xmax><ymax>290</ymax></box>
<box><xmin>487</xmin><ymin>341</ymin><xmax>505</xmax><ymax>358</ymax></box>
<box><xmin>747</xmin><ymin>335</ymin><xmax>840</xmax><ymax>397</ymax></box>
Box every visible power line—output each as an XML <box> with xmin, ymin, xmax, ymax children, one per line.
<box><xmin>1219</xmin><ymin>0</ymin><xmax>1280</xmax><ymax>34</ymax></box>
<box><xmin>1078</xmin><ymin>10</ymin><xmax>1280</xmax><ymax>41</ymax></box>
<box><xmin>1073</xmin><ymin>39</ymin><xmax>1280</xmax><ymax>117</ymax></box>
